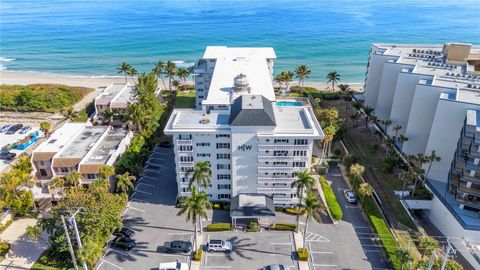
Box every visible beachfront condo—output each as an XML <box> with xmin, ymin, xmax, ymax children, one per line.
<box><xmin>364</xmin><ymin>43</ymin><xmax>480</xmax><ymax>242</ymax></box>
<box><xmin>164</xmin><ymin>46</ymin><xmax>323</xmax><ymax>225</ymax></box>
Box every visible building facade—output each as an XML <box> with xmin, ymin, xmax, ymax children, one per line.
<box><xmin>165</xmin><ymin>46</ymin><xmax>323</xmax><ymax>207</ymax></box>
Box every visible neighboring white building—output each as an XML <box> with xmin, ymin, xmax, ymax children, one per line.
<box><xmin>94</xmin><ymin>83</ymin><xmax>135</xmax><ymax>116</ymax></box>
<box><xmin>165</xmin><ymin>46</ymin><xmax>323</xmax><ymax>210</ymax></box>
<box><xmin>364</xmin><ymin>43</ymin><xmax>480</xmax><ymax>249</ymax></box>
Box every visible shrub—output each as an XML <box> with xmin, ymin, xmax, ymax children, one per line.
<box><xmin>315</xmin><ymin>165</ymin><xmax>327</xmax><ymax>175</ymax></box>
<box><xmin>0</xmin><ymin>219</ymin><xmax>13</xmax><ymax>234</ymax></box>
<box><xmin>342</xmin><ymin>154</ymin><xmax>358</xmax><ymax>169</ymax></box>
<box><xmin>283</xmin><ymin>208</ymin><xmax>305</xmax><ymax>215</ymax></box>
<box><xmin>213</xmin><ymin>203</ymin><xmax>222</xmax><ymax>210</ymax></box>
<box><xmin>0</xmin><ymin>242</ymin><xmax>10</xmax><ymax>256</ymax></box>
<box><xmin>320</xmin><ymin>177</ymin><xmax>343</xmax><ymax>221</ymax></box>
<box><xmin>297</xmin><ymin>248</ymin><xmax>309</xmax><ymax>261</ymax></box>
<box><xmin>222</xmin><ymin>203</ymin><xmax>230</xmax><ymax>211</ymax></box>
<box><xmin>273</xmin><ymin>223</ymin><xmax>297</xmax><ymax>231</ymax></box>
<box><xmin>193</xmin><ymin>248</ymin><xmax>202</xmax><ymax>261</ymax></box>
<box><xmin>206</xmin><ymin>223</ymin><xmax>231</xmax><ymax>232</ymax></box>
<box><xmin>333</xmin><ymin>149</ymin><xmax>342</xmax><ymax>158</ymax></box>
<box><xmin>247</xmin><ymin>221</ymin><xmax>259</xmax><ymax>232</ymax></box>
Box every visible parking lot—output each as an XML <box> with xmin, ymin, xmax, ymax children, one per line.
<box><xmin>0</xmin><ymin>125</ymin><xmax>41</xmax><ymax>171</ymax></box>
<box><xmin>202</xmin><ymin>231</ymin><xmax>297</xmax><ymax>270</ymax></box>
<box><xmin>98</xmin><ymin>146</ymin><xmax>195</xmax><ymax>270</ymax></box>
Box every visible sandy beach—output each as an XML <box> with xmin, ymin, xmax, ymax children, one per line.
<box><xmin>0</xmin><ymin>70</ymin><xmax>363</xmax><ymax>91</ymax></box>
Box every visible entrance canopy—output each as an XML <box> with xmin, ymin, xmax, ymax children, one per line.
<box><xmin>230</xmin><ymin>193</ymin><xmax>275</xmax><ymax>227</ymax></box>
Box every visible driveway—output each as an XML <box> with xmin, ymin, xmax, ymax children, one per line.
<box><xmin>0</xmin><ymin>218</ymin><xmax>48</xmax><ymax>270</ymax></box>
<box><xmin>305</xmin><ymin>167</ymin><xmax>389</xmax><ymax>269</ymax></box>
<box><xmin>98</xmin><ymin>146</ymin><xmax>194</xmax><ymax>270</ymax></box>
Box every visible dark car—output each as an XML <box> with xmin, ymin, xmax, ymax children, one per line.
<box><xmin>0</xmin><ymin>152</ymin><xmax>16</xmax><ymax>160</ymax></box>
<box><xmin>111</xmin><ymin>236</ymin><xmax>135</xmax><ymax>251</ymax></box>
<box><xmin>114</xmin><ymin>227</ymin><xmax>135</xmax><ymax>238</ymax></box>
<box><xmin>162</xmin><ymin>241</ymin><xmax>192</xmax><ymax>253</ymax></box>
<box><xmin>6</xmin><ymin>124</ymin><xmax>23</xmax><ymax>134</ymax></box>
<box><xmin>159</xmin><ymin>141</ymin><xmax>173</xmax><ymax>148</ymax></box>
<box><xmin>0</xmin><ymin>124</ymin><xmax>12</xmax><ymax>133</ymax></box>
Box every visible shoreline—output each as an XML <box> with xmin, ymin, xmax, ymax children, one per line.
<box><xmin>0</xmin><ymin>70</ymin><xmax>364</xmax><ymax>91</ymax></box>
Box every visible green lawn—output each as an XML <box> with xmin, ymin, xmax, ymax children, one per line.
<box><xmin>174</xmin><ymin>90</ymin><xmax>196</xmax><ymax>108</ymax></box>
<box><xmin>31</xmin><ymin>262</ymin><xmax>74</xmax><ymax>270</ymax></box>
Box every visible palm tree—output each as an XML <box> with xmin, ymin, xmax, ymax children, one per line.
<box><xmin>291</xmin><ymin>170</ymin><xmax>315</xmax><ymax>232</ymax></box>
<box><xmin>100</xmin><ymin>108</ymin><xmax>113</xmax><ymax>125</ymax></box>
<box><xmin>39</xmin><ymin>121</ymin><xmax>52</xmax><ymax>138</ymax></box>
<box><xmin>322</xmin><ymin>125</ymin><xmax>336</xmax><ymax>158</ymax></box>
<box><xmin>176</xmin><ymin>67</ymin><xmax>190</xmax><ymax>86</ymax></box>
<box><xmin>125</xmin><ymin>103</ymin><xmax>144</xmax><ymax>132</ymax></box>
<box><xmin>358</xmin><ymin>182</ymin><xmax>373</xmax><ymax>203</ymax></box>
<box><xmin>353</xmin><ymin>101</ymin><xmax>363</xmax><ymax>112</ymax></box>
<box><xmin>90</xmin><ymin>177</ymin><xmax>110</xmax><ymax>191</ymax></box>
<box><xmin>177</xmin><ymin>186</ymin><xmax>212</xmax><ymax>251</ymax></box>
<box><xmin>349</xmin><ymin>163</ymin><xmax>365</xmax><ymax>188</ymax></box>
<box><xmin>61</xmin><ymin>107</ymin><xmax>78</xmax><ymax>122</ymax></box>
<box><xmin>117</xmin><ymin>62</ymin><xmax>132</xmax><ymax>83</ymax></box>
<box><xmin>326</xmin><ymin>71</ymin><xmax>341</xmax><ymax>97</ymax></box>
<box><xmin>49</xmin><ymin>177</ymin><xmax>65</xmax><ymax>194</ymax></box>
<box><xmin>153</xmin><ymin>60</ymin><xmax>167</xmax><ymax>90</ymax></box>
<box><xmin>392</xmin><ymin>125</ymin><xmax>402</xmax><ymax>138</ymax></box>
<box><xmin>65</xmin><ymin>171</ymin><xmax>82</xmax><ymax>188</ymax></box>
<box><xmin>274</xmin><ymin>74</ymin><xmax>284</xmax><ymax>90</ymax></box>
<box><xmin>187</xmin><ymin>161</ymin><xmax>212</xmax><ymax>189</ymax></box>
<box><xmin>115</xmin><ymin>172</ymin><xmax>136</xmax><ymax>193</ymax></box>
<box><xmin>26</xmin><ymin>224</ymin><xmax>42</xmax><ymax>241</ymax></box>
<box><xmin>99</xmin><ymin>165</ymin><xmax>115</xmax><ymax>180</ymax></box>
<box><xmin>294</xmin><ymin>64</ymin><xmax>311</xmax><ymax>87</ymax></box>
<box><xmin>383</xmin><ymin>119</ymin><xmax>392</xmax><ymax>134</ymax></box>
<box><xmin>280</xmin><ymin>71</ymin><xmax>294</xmax><ymax>92</ymax></box>
<box><xmin>302</xmin><ymin>190</ymin><xmax>321</xmax><ymax>248</ymax></box>
<box><xmin>419</xmin><ymin>236</ymin><xmax>439</xmax><ymax>259</ymax></box>
<box><xmin>338</xmin><ymin>84</ymin><xmax>351</xmax><ymax>112</ymax></box>
<box><xmin>166</xmin><ymin>60</ymin><xmax>177</xmax><ymax>90</ymax></box>
<box><xmin>394</xmin><ymin>248</ymin><xmax>413</xmax><ymax>270</ymax></box>
<box><xmin>426</xmin><ymin>150</ymin><xmax>441</xmax><ymax>178</ymax></box>
<box><xmin>129</xmin><ymin>67</ymin><xmax>138</xmax><ymax>82</ymax></box>
<box><xmin>78</xmin><ymin>239</ymin><xmax>104</xmax><ymax>269</ymax></box>
<box><xmin>172</xmin><ymin>79</ymin><xmax>180</xmax><ymax>90</ymax></box>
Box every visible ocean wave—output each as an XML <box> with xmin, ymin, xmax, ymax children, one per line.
<box><xmin>0</xmin><ymin>57</ymin><xmax>15</xmax><ymax>62</ymax></box>
<box><xmin>172</xmin><ymin>61</ymin><xmax>195</xmax><ymax>67</ymax></box>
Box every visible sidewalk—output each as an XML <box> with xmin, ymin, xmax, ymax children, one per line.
<box><xmin>293</xmin><ymin>231</ymin><xmax>309</xmax><ymax>270</ymax></box>
<box><xmin>0</xmin><ymin>218</ymin><xmax>48</xmax><ymax>270</ymax></box>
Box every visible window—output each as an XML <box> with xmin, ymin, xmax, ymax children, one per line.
<box><xmin>197</xmin><ymin>88</ymin><xmax>203</xmax><ymax>92</ymax></box>
<box><xmin>39</xmin><ymin>169</ymin><xmax>47</xmax><ymax>176</ymax></box>
<box><xmin>216</xmin><ymin>134</ymin><xmax>230</xmax><ymax>138</ymax></box>
<box><xmin>273</xmin><ymin>172</ymin><xmax>288</xmax><ymax>176</ymax></box>
<box><xmin>60</xmin><ymin>167</ymin><xmax>69</xmax><ymax>173</ymax></box>
<box><xmin>217</xmin><ymin>184</ymin><xmax>231</xmax><ymax>190</ymax></box>
<box><xmin>218</xmin><ymin>194</ymin><xmax>231</xmax><ymax>199</ymax></box>
<box><xmin>179</xmin><ymin>145</ymin><xmax>193</xmax><ymax>151</ymax></box>
<box><xmin>40</xmin><ymin>161</ymin><xmax>45</xmax><ymax>166</ymax></box>
<box><xmin>179</xmin><ymin>134</ymin><xmax>192</xmax><ymax>140</ymax></box>
<box><xmin>274</xmin><ymin>150</ymin><xmax>288</xmax><ymax>156</ymax></box>
<box><xmin>217</xmin><ymin>164</ymin><xmax>231</xmax><ymax>170</ymax></box>
<box><xmin>197</xmin><ymin>153</ymin><xmax>211</xmax><ymax>157</ymax></box>
<box><xmin>196</xmin><ymin>142</ymin><xmax>210</xmax><ymax>147</ymax></box>
<box><xmin>87</xmin><ymin>174</ymin><xmax>96</xmax><ymax>179</ymax></box>
<box><xmin>294</xmin><ymin>139</ymin><xmax>308</xmax><ymax>145</ymax></box>
<box><xmin>216</xmin><ymin>143</ymin><xmax>230</xmax><ymax>149</ymax></box>
<box><xmin>293</xmin><ymin>162</ymin><xmax>306</xmax><ymax>167</ymax></box>
<box><xmin>217</xmin><ymin>154</ymin><xmax>230</xmax><ymax>160</ymax></box>
<box><xmin>274</xmin><ymin>139</ymin><xmax>289</xmax><ymax>143</ymax></box>
<box><xmin>217</xmin><ymin>174</ymin><xmax>231</xmax><ymax>180</ymax></box>
<box><xmin>198</xmin><ymin>96</ymin><xmax>204</xmax><ymax>98</ymax></box>
<box><xmin>180</xmin><ymin>156</ymin><xmax>193</xmax><ymax>162</ymax></box>
<box><xmin>293</xmin><ymin>150</ymin><xmax>307</xmax><ymax>156</ymax></box>
<box><xmin>181</xmin><ymin>166</ymin><xmax>194</xmax><ymax>172</ymax></box>
<box><xmin>273</xmin><ymin>161</ymin><xmax>288</xmax><ymax>165</ymax></box>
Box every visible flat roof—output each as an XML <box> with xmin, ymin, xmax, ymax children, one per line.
<box><xmin>95</xmin><ymin>83</ymin><xmax>130</xmax><ymax>105</ymax></box>
<box><xmin>202</xmin><ymin>47</ymin><xmax>276</xmax><ymax>105</ymax></box>
<box><xmin>83</xmin><ymin>129</ymin><xmax>129</xmax><ymax>164</ymax></box>
<box><xmin>230</xmin><ymin>193</ymin><xmax>275</xmax><ymax>218</ymax></box>
<box><xmin>56</xmin><ymin>126</ymin><xmax>108</xmax><ymax>159</ymax></box>
<box><xmin>34</xmin><ymin>122</ymin><xmax>89</xmax><ymax>153</ymax></box>
<box><xmin>167</xmin><ymin>109</ymin><xmax>230</xmax><ymax>132</ymax></box>
<box><xmin>110</xmin><ymin>84</ymin><xmax>134</xmax><ymax>108</ymax></box>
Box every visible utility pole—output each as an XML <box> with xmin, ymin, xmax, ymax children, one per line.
<box><xmin>69</xmin><ymin>209</ymin><xmax>88</xmax><ymax>270</ymax></box>
<box><xmin>427</xmin><ymin>250</ymin><xmax>436</xmax><ymax>270</ymax></box>
<box><xmin>440</xmin><ymin>240</ymin><xmax>455</xmax><ymax>270</ymax></box>
<box><xmin>61</xmin><ymin>215</ymin><xmax>79</xmax><ymax>270</ymax></box>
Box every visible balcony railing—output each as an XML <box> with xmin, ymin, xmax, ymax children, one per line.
<box><xmin>176</xmin><ymin>140</ymin><xmax>193</xmax><ymax>146</ymax></box>
<box><xmin>258</xmin><ymin>156</ymin><xmax>309</xmax><ymax>162</ymax></box>
<box><xmin>257</xmin><ymin>167</ymin><xmax>304</xmax><ymax>174</ymax></box>
<box><xmin>457</xmin><ymin>183</ymin><xmax>480</xmax><ymax>197</ymax></box>
<box><xmin>257</xmin><ymin>177</ymin><xmax>297</xmax><ymax>184</ymax></box>
<box><xmin>179</xmin><ymin>191</ymin><xmax>192</xmax><ymax>197</ymax></box>
<box><xmin>257</xmin><ymin>145</ymin><xmax>309</xmax><ymax>151</ymax></box>
<box><xmin>179</xmin><ymin>182</ymin><xmax>190</xmax><ymax>188</ymax></box>
<box><xmin>461</xmin><ymin>172</ymin><xmax>480</xmax><ymax>184</ymax></box>
<box><xmin>178</xmin><ymin>151</ymin><xmax>193</xmax><ymax>157</ymax></box>
<box><xmin>257</xmin><ymin>187</ymin><xmax>296</xmax><ymax>194</ymax></box>
<box><xmin>273</xmin><ymin>198</ymin><xmax>298</xmax><ymax>204</ymax></box>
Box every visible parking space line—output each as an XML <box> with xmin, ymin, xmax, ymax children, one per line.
<box><xmin>127</xmin><ymin>205</ymin><xmax>145</xmax><ymax>213</ymax></box>
<box><xmin>107</xmin><ymin>248</ymin><xmax>130</xmax><ymax>257</ymax></box>
<box><xmin>310</xmin><ymin>251</ymin><xmax>334</xmax><ymax>254</ymax></box>
<box><xmin>134</xmin><ymin>189</ymin><xmax>152</xmax><ymax>195</ymax></box>
<box><xmin>345</xmin><ymin>205</ymin><xmax>360</xmax><ymax>208</ymax></box>
<box><xmin>168</xmin><ymin>232</ymin><xmax>192</xmax><ymax>235</ymax></box>
<box><xmin>270</xmin><ymin>242</ymin><xmax>293</xmax><ymax>245</ymax></box>
<box><xmin>204</xmin><ymin>267</ymin><xmax>232</xmax><ymax>269</ymax></box>
<box><xmin>130</xmin><ymin>198</ymin><xmax>149</xmax><ymax>203</ymax></box>
<box><xmin>98</xmin><ymin>258</ymin><xmax>123</xmax><ymax>270</ymax></box>
<box><xmin>313</xmin><ymin>264</ymin><xmax>337</xmax><ymax>267</ymax></box>
<box><xmin>138</xmin><ymin>182</ymin><xmax>154</xmax><ymax>187</ymax></box>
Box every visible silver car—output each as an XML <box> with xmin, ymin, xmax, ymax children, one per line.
<box><xmin>264</xmin><ymin>265</ymin><xmax>288</xmax><ymax>270</ymax></box>
<box><xmin>343</xmin><ymin>190</ymin><xmax>357</xmax><ymax>204</ymax></box>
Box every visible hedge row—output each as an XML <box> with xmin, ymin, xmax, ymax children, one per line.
<box><xmin>319</xmin><ymin>177</ymin><xmax>343</xmax><ymax>220</ymax></box>
<box><xmin>283</xmin><ymin>207</ymin><xmax>305</xmax><ymax>215</ymax></box>
<box><xmin>272</xmin><ymin>223</ymin><xmax>296</xmax><ymax>231</ymax></box>
<box><xmin>206</xmin><ymin>223</ymin><xmax>231</xmax><ymax>232</ymax></box>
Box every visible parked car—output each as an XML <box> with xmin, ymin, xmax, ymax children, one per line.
<box><xmin>114</xmin><ymin>227</ymin><xmax>135</xmax><ymax>238</ymax></box>
<box><xmin>110</xmin><ymin>236</ymin><xmax>135</xmax><ymax>251</ymax></box>
<box><xmin>19</xmin><ymin>126</ymin><xmax>32</xmax><ymax>134</ymax></box>
<box><xmin>6</xmin><ymin>124</ymin><xmax>23</xmax><ymax>134</ymax></box>
<box><xmin>343</xmin><ymin>190</ymin><xmax>357</xmax><ymax>204</ymax></box>
<box><xmin>0</xmin><ymin>152</ymin><xmax>16</xmax><ymax>160</ymax></box>
<box><xmin>0</xmin><ymin>124</ymin><xmax>12</xmax><ymax>133</ymax></box>
<box><xmin>207</xmin><ymin>239</ymin><xmax>232</xmax><ymax>253</ymax></box>
<box><xmin>161</xmin><ymin>241</ymin><xmax>192</xmax><ymax>253</ymax></box>
<box><xmin>159</xmin><ymin>141</ymin><xmax>173</xmax><ymax>148</ymax></box>
<box><xmin>263</xmin><ymin>265</ymin><xmax>288</xmax><ymax>270</ymax></box>
<box><xmin>158</xmin><ymin>260</ymin><xmax>189</xmax><ymax>270</ymax></box>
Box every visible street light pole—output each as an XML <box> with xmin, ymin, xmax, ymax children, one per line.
<box><xmin>61</xmin><ymin>215</ymin><xmax>79</xmax><ymax>270</ymax></box>
<box><xmin>440</xmin><ymin>240</ymin><xmax>454</xmax><ymax>270</ymax></box>
<box><xmin>69</xmin><ymin>209</ymin><xmax>88</xmax><ymax>270</ymax></box>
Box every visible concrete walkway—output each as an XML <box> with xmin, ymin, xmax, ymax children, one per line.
<box><xmin>0</xmin><ymin>218</ymin><xmax>48</xmax><ymax>270</ymax></box>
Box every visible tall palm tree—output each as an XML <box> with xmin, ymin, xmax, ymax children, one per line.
<box><xmin>117</xmin><ymin>62</ymin><xmax>132</xmax><ymax>83</ymax></box>
<box><xmin>392</xmin><ymin>125</ymin><xmax>402</xmax><ymax>138</ymax></box>
<box><xmin>177</xmin><ymin>186</ymin><xmax>212</xmax><ymax>251</ymax></box>
<box><xmin>90</xmin><ymin>177</ymin><xmax>110</xmax><ymax>192</ymax></box>
<box><xmin>291</xmin><ymin>170</ymin><xmax>315</xmax><ymax>232</ymax></box>
<box><xmin>274</xmin><ymin>74</ymin><xmax>284</xmax><ymax>90</ymax></box>
<box><xmin>349</xmin><ymin>163</ymin><xmax>365</xmax><ymax>188</ymax></box>
<box><xmin>166</xmin><ymin>61</ymin><xmax>177</xmax><ymax>90</ymax></box>
<box><xmin>125</xmin><ymin>103</ymin><xmax>144</xmax><ymax>132</ymax></box>
<box><xmin>115</xmin><ymin>172</ymin><xmax>136</xmax><ymax>193</ymax></box>
<box><xmin>294</xmin><ymin>64</ymin><xmax>311</xmax><ymax>87</ymax></box>
<box><xmin>187</xmin><ymin>161</ymin><xmax>212</xmax><ymax>189</ymax></box>
<box><xmin>49</xmin><ymin>177</ymin><xmax>65</xmax><ymax>194</ymax></box>
<box><xmin>65</xmin><ymin>171</ymin><xmax>82</xmax><ymax>188</ymax></box>
<box><xmin>61</xmin><ymin>107</ymin><xmax>78</xmax><ymax>122</ymax></box>
<box><xmin>99</xmin><ymin>165</ymin><xmax>115</xmax><ymax>180</ymax></box>
<box><xmin>383</xmin><ymin>119</ymin><xmax>392</xmax><ymax>134</ymax></box>
<box><xmin>153</xmin><ymin>60</ymin><xmax>167</xmax><ymax>90</ymax></box>
<box><xmin>322</xmin><ymin>125</ymin><xmax>336</xmax><ymax>158</ymax></box>
<box><xmin>326</xmin><ymin>71</ymin><xmax>341</xmax><ymax>97</ymax></box>
<box><xmin>426</xmin><ymin>150</ymin><xmax>441</xmax><ymax>177</ymax></box>
<box><xmin>176</xmin><ymin>67</ymin><xmax>190</xmax><ymax>86</ymax></box>
<box><xmin>302</xmin><ymin>190</ymin><xmax>321</xmax><ymax>248</ymax></box>
<box><xmin>129</xmin><ymin>67</ymin><xmax>138</xmax><ymax>82</ymax></box>
<box><xmin>358</xmin><ymin>182</ymin><xmax>373</xmax><ymax>203</ymax></box>
<box><xmin>394</xmin><ymin>248</ymin><xmax>413</xmax><ymax>270</ymax></box>
<box><xmin>338</xmin><ymin>84</ymin><xmax>351</xmax><ymax>112</ymax></box>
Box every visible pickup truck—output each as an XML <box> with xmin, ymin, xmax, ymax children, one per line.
<box><xmin>161</xmin><ymin>241</ymin><xmax>192</xmax><ymax>253</ymax></box>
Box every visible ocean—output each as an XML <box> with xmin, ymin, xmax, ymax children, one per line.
<box><xmin>1</xmin><ymin>0</ymin><xmax>479</xmax><ymax>82</ymax></box>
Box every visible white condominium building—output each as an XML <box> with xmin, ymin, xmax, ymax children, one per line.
<box><xmin>364</xmin><ymin>43</ymin><xmax>480</xmax><ymax>243</ymax></box>
<box><xmin>165</xmin><ymin>46</ymin><xmax>323</xmax><ymax>210</ymax></box>
<box><xmin>94</xmin><ymin>83</ymin><xmax>135</xmax><ymax>115</ymax></box>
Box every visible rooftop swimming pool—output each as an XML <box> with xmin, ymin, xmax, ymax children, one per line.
<box><xmin>276</xmin><ymin>101</ymin><xmax>303</xmax><ymax>106</ymax></box>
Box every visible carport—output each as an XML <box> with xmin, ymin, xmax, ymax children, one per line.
<box><xmin>230</xmin><ymin>193</ymin><xmax>276</xmax><ymax>228</ymax></box>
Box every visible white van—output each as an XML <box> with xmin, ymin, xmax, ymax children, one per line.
<box><xmin>207</xmin><ymin>239</ymin><xmax>232</xmax><ymax>253</ymax></box>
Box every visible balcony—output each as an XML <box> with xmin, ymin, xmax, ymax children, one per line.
<box><xmin>258</xmin><ymin>187</ymin><xmax>296</xmax><ymax>194</ymax></box>
<box><xmin>176</xmin><ymin>140</ymin><xmax>193</xmax><ymax>146</ymax></box>
<box><xmin>179</xmin><ymin>182</ymin><xmax>191</xmax><ymax>188</ymax></box>
<box><xmin>461</xmin><ymin>172</ymin><xmax>480</xmax><ymax>184</ymax></box>
<box><xmin>178</xmin><ymin>151</ymin><xmax>193</xmax><ymax>157</ymax></box>
<box><xmin>258</xmin><ymin>156</ymin><xmax>309</xmax><ymax>162</ymax></box>
<box><xmin>179</xmin><ymin>162</ymin><xmax>194</xmax><ymax>168</ymax></box>
<box><xmin>258</xmin><ymin>167</ymin><xmax>304</xmax><ymax>174</ymax></box>
<box><xmin>455</xmin><ymin>194</ymin><xmax>480</xmax><ymax>210</ymax></box>
<box><xmin>457</xmin><ymin>182</ymin><xmax>480</xmax><ymax>197</ymax></box>
<box><xmin>257</xmin><ymin>144</ymin><xmax>309</xmax><ymax>151</ymax></box>
<box><xmin>258</xmin><ymin>177</ymin><xmax>297</xmax><ymax>184</ymax></box>
<box><xmin>179</xmin><ymin>191</ymin><xmax>192</xmax><ymax>197</ymax></box>
<box><xmin>274</xmin><ymin>197</ymin><xmax>298</xmax><ymax>205</ymax></box>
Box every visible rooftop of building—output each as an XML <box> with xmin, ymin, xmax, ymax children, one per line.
<box><xmin>110</xmin><ymin>84</ymin><xmax>135</xmax><ymax>108</ymax></box>
<box><xmin>82</xmin><ymin>129</ymin><xmax>130</xmax><ymax>164</ymax></box>
<box><xmin>95</xmin><ymin>83</ymin><xmax>132</xmax><ymax>105</ymax></box>
<box><xmin>229</xmin><ymin>95</ymin><xmax>276</xmax><ymax>126</ymax></box>
<box><xmin>201</xmin><ymin>46</ymin><xmax>276</xmax><ymax>105</ymax></box>
<box><xmin>33</xmin><ymin>122</ymin><xmax>90</xmax><ymax>153</ymax></box>
<box><xmin>56</xmin><ymin>126</ymin><xmax>108</xmax><ymax>159</ymax></box>
<box><xmin>165</xmin><ymin>109</ymin><xmax>231</xmax><ymax>133</ymax></box>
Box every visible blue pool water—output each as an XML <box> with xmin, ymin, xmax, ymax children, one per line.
<box><xmin>1</xmin><ymin>0</ymin><xmax>479</xmax><ymax>82</ymax></box>
<box><xmin>276</xmin><ymin>101</ymin><xmax>303</xmax><ymax>106</ymax></box>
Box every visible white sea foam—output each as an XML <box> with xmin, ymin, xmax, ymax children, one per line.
<box><xmin>0</xmin><ymin>57</ymin><xmax>16</xmax><ymax>62</ymax></box>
